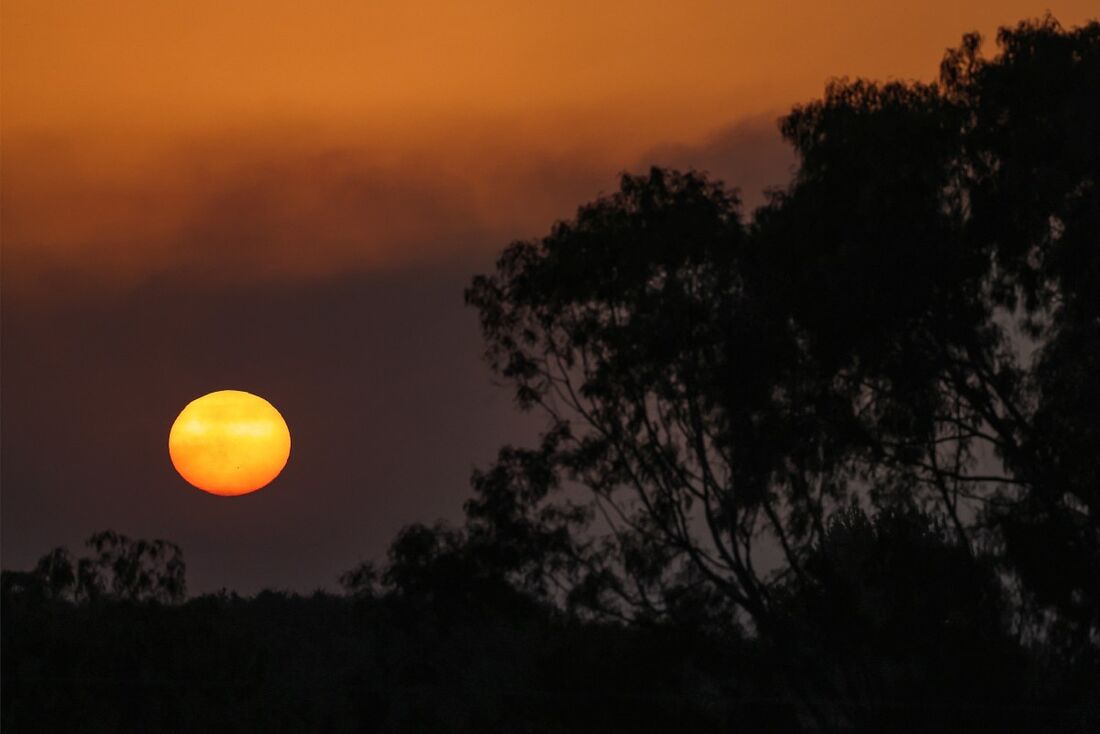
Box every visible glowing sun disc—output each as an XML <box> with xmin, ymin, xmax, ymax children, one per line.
<box><xmin>169</xmin><ymin>390</ymin><xmax>291</xmax><ymax>496</ymax></box>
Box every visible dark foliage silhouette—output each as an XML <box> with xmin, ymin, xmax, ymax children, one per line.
<box><xmin>2</xmin><ymin>531</ymin><xmax>185</xmax><ymax>604</ymax></box>
<box><xmin>5</xmin><ymin>532</ymin><xmax>804</xmax><ymax>733</ymax></box>
<box><xmin>770</xmin><ymin>508</ymin><xmax>1031</xmax><ymax>731</ymax></box>
<box><xmin>464</xmin><ymin>15</ymin><xmax>1099</xmax><ymax>729</ymax></box>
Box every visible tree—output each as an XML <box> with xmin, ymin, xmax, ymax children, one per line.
<box><xmin>1</xmin><ymin>531</ymin><xmax>187</xmax><ymax>605</ymax></box>
<box><xmin>77</xmin><ymin>531</ymin><xmax>187</xmax><ymax>604</ymax></box>
<box><xmin>467</xmin><ymin>168</ymin><xmax>784</xmax><ymax>626</ymax></box>
<box><xmin>770</xmin><ymin>508</ymin><xmax>1027</xmax><ymax>732</ymax></box>
<box><xmin>464</xmin><ymin>15</ymin><xmax>1100</xmax><ymax>712</ymax></box>
<box><xmin>944</xmin><ymin>19</ymin><xmax>1100</xmax><ymax>648</ymax></box>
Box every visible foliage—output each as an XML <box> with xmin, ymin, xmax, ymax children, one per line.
<box><xmin>770</xmin><ymin>507</ymin><xmax>1031</xmax><ymax>731</ymax></box>
<box><xmin>2</xmin><ymin>531</ymin><xmax>186</xmax><ymax>604</ymax></box>
<box><xmin>466</xmin><ymin>13</ymin><xmax>1099</xmax><ymax>635</ymax></box>
<box><xmin>462</xmin><ymin>15</ymin><xmax>1100</xmax><ymax>727</ymax></box>
<box><xmin>4</xmin><ymin>554</ymin><xmax>797</xmax><ymax>733</ymax></box>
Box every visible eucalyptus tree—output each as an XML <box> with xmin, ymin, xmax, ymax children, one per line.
<box><xmin>2</xmin><ymin>532</ymin><xmax>187</xmax><ymax>605</ymax></box>
<box><xmin>464</xmin><ymin>17</ymin><xmax>1100</xmax><ymax>653</ymax></box>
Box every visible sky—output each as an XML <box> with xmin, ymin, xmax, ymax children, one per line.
<box><xmin>3</xmin><ymin>0</ymin><xmax>1096</xmax><ymax>593</ymax></box>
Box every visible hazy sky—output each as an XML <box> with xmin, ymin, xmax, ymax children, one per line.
<box><xmin>3</xmin><ymin>1</ymin><xmax>1095</xmax><ymax>593</ymax></box>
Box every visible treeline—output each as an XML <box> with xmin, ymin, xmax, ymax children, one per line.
<box><xmin>3</xmin><ymin>509</ymin><xmax>1096</xmax><ymax>732</ymax></box>
<box><xmin>3</xmin><ymin>531</ymin><xmax>791</xmax><ymax>733</ymax></box>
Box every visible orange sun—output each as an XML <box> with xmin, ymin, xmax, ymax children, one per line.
<box><xmin>168</xmin><ymin>390</ymin><xmax>291</xmax><ymax>496</ymax></box>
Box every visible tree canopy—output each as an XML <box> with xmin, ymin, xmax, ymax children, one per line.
<box><xmin>463</xmin><ymin>15</ymin><xmax>1100</xmax><ymax>710</ymax></box>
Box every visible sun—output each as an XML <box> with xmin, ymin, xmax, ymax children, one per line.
<box><xmin>168</xmin><ymin>390</ymin><xmax>291</xmax><ymax>496</ymax></box>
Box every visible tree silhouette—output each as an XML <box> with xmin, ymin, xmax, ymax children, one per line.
<box><xmin>78</xmin><ymin>531</ymin><xmax>187</xmax><ymax>604</ymax></box>
<box><xmin>2</xmin><ymin>531</ymin><xmax>186</xmax><ymax>604</ymax></box>
<box><xmin>943</xmin><ymin>19</ymin><xmax>1100</xmax><ymax>650</ymax></box>
<box><xmin>465</xmin><ymin>15</ymin><xmax>1100</xmax><ymax>717</ymax></box>
<box><xmin>770</xmin><ymin>507</ymin><xmax>1028</xmax><ymax>732</ymax></box>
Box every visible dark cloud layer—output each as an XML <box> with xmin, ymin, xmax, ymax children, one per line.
<box><xmin>4</xmin><ymin>117</ymin><xmax>791</xmax><ymax>298</ymax></box>
<box><xmin>2</xmin><ymin>132</ymin><xmax>618</xmax><ymax>297</ymax></box>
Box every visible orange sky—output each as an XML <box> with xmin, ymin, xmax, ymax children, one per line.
<box><xmin>2</xmin><ymin>0</ymin><xmax>1098</xmax><ymax>594</ymax></box>
<box><xmin>3</xmin><ymin>0</ymin><xmax>1097</xmax><ymax>294</ymax></box>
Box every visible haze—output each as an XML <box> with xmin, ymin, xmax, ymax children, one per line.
<box><xmin>3</xmin><ymin>0</ymin><xmax>1093</xmax><ymax>593</ymax></box>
